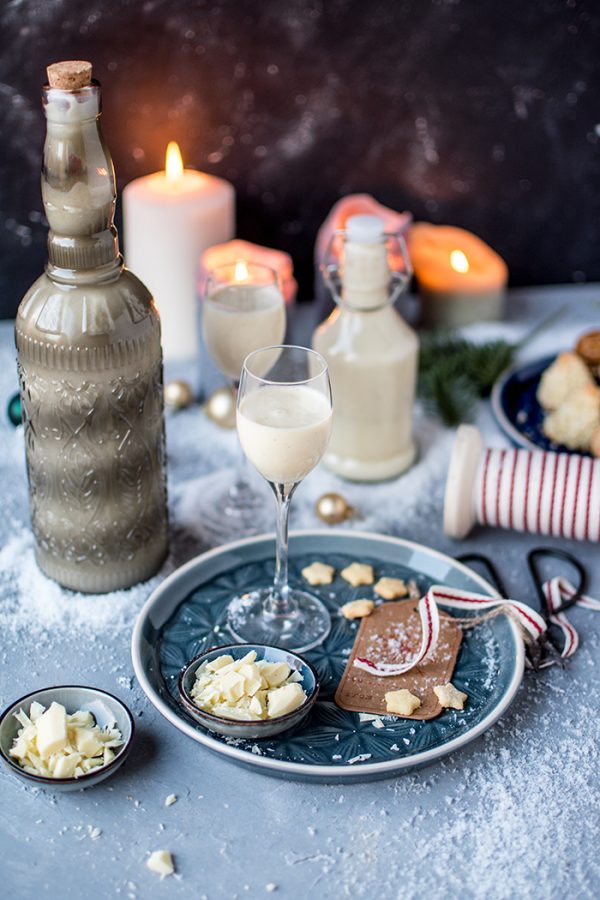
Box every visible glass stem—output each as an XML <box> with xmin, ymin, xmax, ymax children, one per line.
<box><xmin>267</xmin><ymin>482</ymin><xmax>296</xmax><ymax>616</ymax></box>
<box><xmin>232</xmin><ymin>439</ymin><xmax>251</xmax><ymax>493</ymax></box>
<box><xmin>229</xmin><ymin>379</ymin><xmax>251</xmax><ymax>499</ymax></box>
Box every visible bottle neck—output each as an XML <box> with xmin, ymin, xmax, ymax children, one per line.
<box><xmin>339</xmin><ymin>239</ymin><xmax>392</xmax><ymax>312</ymax></box>
<box><xmin>42</xmin><ymin>81</ymin><xmax>121</xmax><ymax>279</ymax></box>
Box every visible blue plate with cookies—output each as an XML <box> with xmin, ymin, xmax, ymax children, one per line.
<box><xmin>132</xmin><ymin>530</ymin><xmax>524</xmax><ymax>783</ymax></box>
<box><xmin>492</xmin><ymin>348</ymin><xmax>599</xmax><ymax>456</ymax></box>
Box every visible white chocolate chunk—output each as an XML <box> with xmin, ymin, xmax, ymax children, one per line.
<box><xmin>340</xmin><ymin>562</ymin><xmax>374</xmax><ymax>586</ymax></box>
<box><xmin>206</xmin><ymin>654</ymin><xmax>234</xmax><ymax>672</ymax></box>
<box><xmin>385</xmin><ymin>689</ymin><xmax>421</xmax><ymax>716</ymax></box>
<box><xmin>74</xmin><ymin>728</ymin><xmax>103</xmax><ymax>758</ymax></box>
<box><xmin>374</xmin><ymin>577</ymin><xmax>408</xmax><ymax>600</ymax></box>
<box><xmin>238</xmin><ymin>664</ymin><xmax>263</xmax><ymax>696</ymax></box>
<box><xmin>219</xmin><ymin>670</ymin><xmax>246</xmax><ymax>702</ymax></box>
<box><xmin>260</xmin><ymin>662</ymin><xmax>291</xmax><ymax>688</ymax></box>
<box><xmin>301</xmin><ymin>561</ymin><xmax>335</xmax><ymax>585</ymax></box>
<box><xmin>29</xmin><ymin>702</ymin><xmax>45</xmax><ymax>721</ymax></box>
<box><xmin>147</xmin><ymin>850</ymin><xmax>175</xmax><ymax>878</ymax></box>
<box><xmin>67</xmin><ymin>710</ymin><xmax>95</xmax><ymax>727</ymax></box>
<box><xmin>433</xmin><ymin>682</ymin><xmax>468</xmax><ymax>710</ymax></box>
<box><xmin>36</xmin><ymin>702</ymin><xmax>68</xmax><ymax>760</ymax></box>
<box><xmin>267</xmin><ymin>683</ymin><xmax>305</xmax><ymax>718</ymax></box>
<box><xmin>340</xmin><ymin>599</ymin><xmax>375</xmax><ymax>619</ymax></box>
<box><xmin>15</xmin><ymin>709</ymin><xmax>32</xmax><ymax>728</ymax></box>
<box><xmin>249</xmin><ymin>696</ymin><xmax>265</xmax><ymax>717</ymax></box>
<box><xmin>52</xmin><ymin>752</ymin><xmax>82</xmax><ymax>779</ymax></box>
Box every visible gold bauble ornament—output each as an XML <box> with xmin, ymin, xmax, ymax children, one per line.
<box><xmin>164</xmin><ymin>379</ymin><xmax>193</xmax><ymax>410</ymax></box>
<box><xmin>315</xmin><ymin>492</ymin><xmax>355</xmax><ymax>525</ymax></box>
<box><xmin>205</xmin><ymin>385</ymin><xmax>237</xmax><ymax>429</ymax></box>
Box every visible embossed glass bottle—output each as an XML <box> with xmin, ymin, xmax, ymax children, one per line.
<box><xmin>15</xmin><ymin>65</ymin><xmax>168</xmax><ymax>592</ymax></box>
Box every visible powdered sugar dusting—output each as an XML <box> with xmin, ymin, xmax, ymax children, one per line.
<box><xmin>315</xmin><ymin>651</ymin><xmax>600</xmax><ymax>897</ymax></box>
<box><xmin>0</xmin><ymin>525</ymin><xmax>162</xmax><ymax>638</ymax></box>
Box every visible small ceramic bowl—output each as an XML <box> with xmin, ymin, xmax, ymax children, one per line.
<box><xmin>178</xmin><ymin>643</ymin><xmax>319</xmax><ymax>740</ymax></box>
<box><xmin>0</xmin><ymin>685</ymin><xmax>135</xmax><ymax>791</ymax></box>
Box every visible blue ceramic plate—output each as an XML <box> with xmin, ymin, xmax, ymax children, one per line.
<box><xmin>131</xmin><ymin>530</ymin><xmax>524</xmax><ymax>783</ymax></box>
<box><xmin>492</xmin><ymin>354</ymin><xmax>594</xmax><ymax>454</ymax></box>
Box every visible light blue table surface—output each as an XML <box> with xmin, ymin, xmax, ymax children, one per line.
<box><xmin>1</xmin><ymin>286</ymin><xmax>600</xmax><ymax>900</ymax></box>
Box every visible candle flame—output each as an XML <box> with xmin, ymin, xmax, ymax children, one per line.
<box><xmin>234</xmin><ymin>258</ymin><xmax>249</xmax><ymax>282</ymax></box>
<box><xmin>450</xmin><ymin>249</ymin><xmax>470</xmax><ymax>274</ymax></box>
<box><xmin>165</xmin><ymin>141</ymin><xmax>184</xmax><ymax>182</ymax></box>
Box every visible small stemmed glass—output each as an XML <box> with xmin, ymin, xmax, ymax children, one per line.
<box><xmin>199</xmin><ymin>262</ymin><xmax>286</xmax><ymax>542</ymax></box>
<box><xmin>227</xmin><ymin>345</ymin><xmax>333</xmax><ymax>652</ymax></box>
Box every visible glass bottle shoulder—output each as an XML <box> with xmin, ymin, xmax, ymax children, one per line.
<box><xmin>313</xmin><ymin>304</ymin><xmax>418</xmax><ymax>361</ymax></box>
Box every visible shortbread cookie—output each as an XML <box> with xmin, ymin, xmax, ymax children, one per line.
<box><xmin>374</xmin><ymin>577</ymin><xmax>408</xmax><ymax>600</ymax></box>
<box><xmin>341</xmin><ymin>562</ymin><xmax>374</xmax><ymax>586</ymax></box>
<box><xmin>385</xmin><ymin>689</ymin><xmax>421</xmax><ymax>716</ymax></box>
<box><xmin>301</xmin><ymin>562</ymin><xmax>335</xmax><ymax>586</ymax></box>
<box><xmin>341</xmin><ymin>599</ymin><xmax>375</xmax><ymax>620</ymax></box>
<box><xmin>433</xmin><ymin>683</ymin><xmax>468</xmax><ymax>710</ymax></box>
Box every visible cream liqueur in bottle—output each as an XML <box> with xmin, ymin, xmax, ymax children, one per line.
<box><xmin>313</xmin><ymin>214</ymin><xmax>418</xmax><ymax>481</ymax></box>
<box><xmin>15</xmin><ymin>61</ymin><xmax>168</xmax><ymax>592</ymax></box>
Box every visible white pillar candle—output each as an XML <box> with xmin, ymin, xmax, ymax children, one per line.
<box><xmin>122</xmin><ymin>142</ymin><xmax>235</xmax><ymax>362</ymax></box>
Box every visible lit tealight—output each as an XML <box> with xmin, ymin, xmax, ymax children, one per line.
<box><xmin>165</xmin><ymin>141</ymin><xmax>184</xmax><ymax>183</ymax></box>
<box><xmin>450</xmin><ymin>249</ymin><xmax>470</xmax><ymax>274</ymax></box>
<box><xmin>234</xmin><ymin>258</ymin><xmax>250</xmax><ymax>282</ymax></box>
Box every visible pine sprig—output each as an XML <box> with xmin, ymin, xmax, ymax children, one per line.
<box><xmin>418</xmin><ymin>333</ymin><xmax>515</xmax><ymax>426</ymax></box>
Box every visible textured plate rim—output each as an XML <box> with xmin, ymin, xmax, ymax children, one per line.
<box><xmin>131</xmin><ymin>530</ymin><xmax>524</xmax><ymax>779</ymax></box>
<box><xmin>491</xmin><ymin>355</ymin><xmax>556</xmax><ymax>451</ymax></box>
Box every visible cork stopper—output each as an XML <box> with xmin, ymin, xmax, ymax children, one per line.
<box><xmin>47</xmin><ymin>60</ymin><xmax>92</xmax><ymax>90</ymax></box>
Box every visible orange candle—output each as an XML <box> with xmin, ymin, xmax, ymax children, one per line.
<box><xmin>409</xmin><ymin>223</ymin><xmax>508</xmax><ymax>328</ymax></box>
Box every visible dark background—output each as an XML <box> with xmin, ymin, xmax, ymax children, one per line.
<box><xmin>1</xmin><ymin>0</ymin><xmax>599</xmax><ymax>317</ymax></box>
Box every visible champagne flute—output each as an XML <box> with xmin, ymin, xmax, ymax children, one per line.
<box><xmin>199</xmin><ymin>261</ymin><xmax>286</xmax><ymax>542</ymax></box>
<box><xmin>227</xmin><ymin>345</ymin><xmax>333</xmax><ymax>652</ymax></box>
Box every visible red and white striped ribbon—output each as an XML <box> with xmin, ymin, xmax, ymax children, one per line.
<box><xmin>475</xmin><ymin>448</ymin><xmax>600</xmax><ymax>542</ymax></box>
<box><xmin>542</xmin><ymin>576</ymin><xmax>600</xmax><ymax>659</ymax></box>
<box><xmin>352</xmin><ymin>578</ymin><xmax>600</xmax><ymax>677</ymax></box>
<box><xmin>354</xmin><ymin>594</ymin><xmax>439</xmax><ymax>676</ymax></box>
